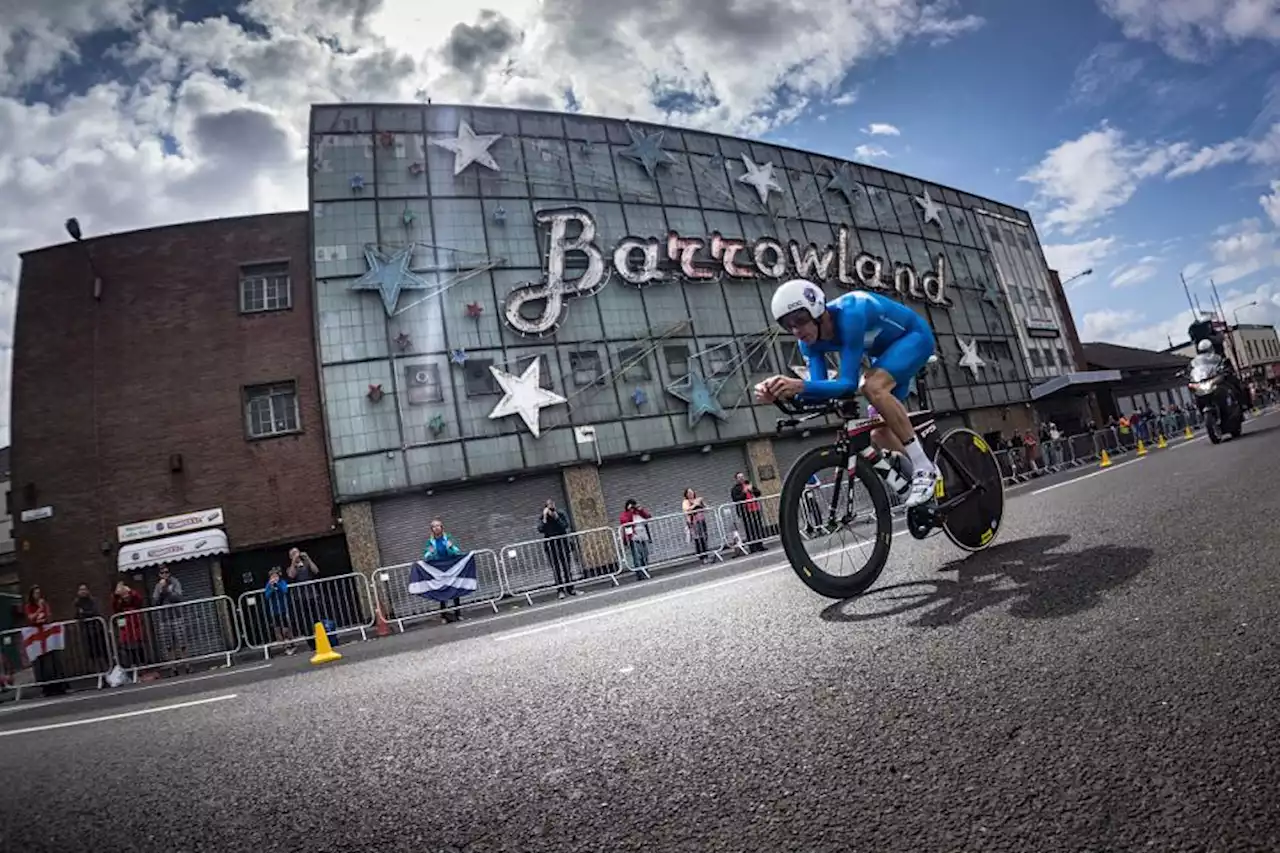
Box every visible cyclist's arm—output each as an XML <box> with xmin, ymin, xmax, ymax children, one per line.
<box><xmin>800</xmin><ymin>311</ymin><xmax>866</xmax><ymax>400</ymax></box>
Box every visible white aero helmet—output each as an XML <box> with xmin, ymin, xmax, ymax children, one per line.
<box><xmin>771</xmin><ymin>279</ymin><xmax>826</xmax><ymax>329</ymax></box>
<box><xmin>1196</xmin><ymin>339</ymin><xmax>1213</xmax><ymax>353</ymax></box>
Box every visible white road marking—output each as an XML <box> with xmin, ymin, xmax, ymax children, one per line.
<box><xmin>1031</xmin><ymin>456</ymin><xmax>1144</xmax><ymax>495</ymax></box>
<box><xmin>1171</xmin><ymin>435</ymin><xmax>1204</xmax><ymax>450</ymax></box>
<box><xmin>493</xmin><ymin>530</ymin><xmax>910</xmax><ymax>642</ymax></box>
<box><xmin>0</xmin><ymin>694</ymin><xmax>238</xmax><ymax>738</ymax></box>
<box><xmin>0</xmin><ymin>664</ymin><xmax>271</xmax><ymax>715</ymax></box>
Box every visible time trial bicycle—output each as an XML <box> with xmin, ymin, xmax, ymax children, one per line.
<box><xmin>772</xmin><ymin>397</ymin><xmax>1005</xmax><ymax>599</ymax></box>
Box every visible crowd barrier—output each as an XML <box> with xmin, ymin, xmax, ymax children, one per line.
<box><xmin>500</xmin><ymin>527</ymin><xmax>625</xmax><ymax>603</ymax></box>
<box><xmin>238</xmin><ymin>573</ymin><xmax>375</xmax><ymax>657</ymax></box>
<box><xmin>372</xmin><ymin>549</ymin><xmax>504</xmax><ymax>629</ymax></box>
<box><xmin>111</xmin><ymin>596</ymin><xmax>241</xmax><ymax>677</ymax></box>
<box><xmin>0</xmin><ymin>616</ymin><xmax>113</xmax><ymax>699</ymax></box>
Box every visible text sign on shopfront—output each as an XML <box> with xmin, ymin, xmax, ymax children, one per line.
<box><xmin>503</xmin><ymin>208</ymin><xmax>951</xmax><ymax>337</ymax></box>
<box><xmin>117</xmin><ymin>507</ymin><xmax>225</xmax><ymax>544</ymax></box>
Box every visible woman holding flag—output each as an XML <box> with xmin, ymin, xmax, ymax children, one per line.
<box><xmin>420</xmin><ymin>519</ymin><xmax>465</xmax><ymax>623</ymax></box>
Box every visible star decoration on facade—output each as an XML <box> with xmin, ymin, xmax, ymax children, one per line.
<box><xmin>429</xmin><ymin>121</ymin><xmax>503</xmax><ymax>175</ymax></box>
<box><xmin>915</xmin><ymin>187</ymin><xmax>943</xmax><ymax>226</ymax></box>
<box><xmin>394</xmin><ymin>332</ymin><xmax>412</xmax><ymax>352</ymax></box>
<box><xmin>408</xmin><ymin>162</ymin><xmax>425</xmax><ymax>176</ymax></box>
<box><xmin>618</xmin><ymin>125</ymin><xmax>676</xmax><ymax>181</ymax></box>
<box><xmin>631</xmin><ymin>387</ymin><xmax>647</xmax><ymax>408</ymax></box>
<box><xmin>449</xmin><ymin>348</ymin><xmax>469</xmax><ymax>366</ymax></box>
<box><xmin>351</xmin><ymin>245</ymin><xmax>432</xmax><ymax>317</ymax></box>
<box><xmin>487</xmin><ymin>360</ymin><xmax>567</xmax><ymax>438</ymax></box>
<box><xmin>824</xmin><ymin>164</ymin><xmax>861</xmax><ymax>208</ymax></box>
<box><xmin>465</xmin><ymin>301</ymin><xmax>484</xmax><ymax>319</ymax></box>
<box><xmin>666</xmin><ymin>367</ymin><xmax>729</xmax><ymax>428</ymax></box>
<box><xmin>367</xmin><ymin>384</ymin><xmax>385</xmax><ymax>402</ymax></box>
<box><xmin>737</xmin><ymin>155</ymin><xmax>782</xmax><ymax>206</ymax></box>
<box><xmin>428</xmin><ymin>414</ymin><xmax>447</xmax><ymax>435</ymax></box>
<box><xmin>350</xmin><ymin>174</ymin><xmax>365</xmax><ymax>192</ymax></box>
<box><xmin>981</xmin><ymin>281</ymin><xmax>1002</xmax><ymax>306</ymax></box>
<box><xmin>958</xmin><ymin>338</ymin><xmax>986</xmax><ymax>380</ymax></box>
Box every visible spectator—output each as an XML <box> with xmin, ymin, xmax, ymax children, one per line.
<box><xmin>682</xmin><ymin>488</ymin><xmax>712</xmax><ymax>564</ymax></box>
<box><xmin>152</xmin><ymin>566</ymin><xmax>190</xmax><ymax>676</ymax></box>
<box><xmin>538</xmin><ymin>499</ymin><xmax>576</xmax><ymax>598</ymax></box>
<box><xmin>73</xmin><ymin>583</ymin><xmax>110</xmax><ymax>672</ymax></box>
<box><xmin>112</xmin><ymin>580</ymin><xmax>147</xmax><ymax>671</ymax></box>
<box><xmin>264</xmin><ymin>568</ymin><xmax>297</xmax><ymax>655</ymax></box>
<box><xmin>423</xmin><ymin>518</ymin><xmax>464</xmax><ymax>623</ymax></box>
<box><xmin>288</xmin><ymin>547</ymin><xmax>323</xmax><ymax>629</ymax></box>
<box><xmin>24</xmin><ymin>586</ymin><xmax>66</xmax><ymax>696</ymax></box>
<box><xmin>730</xmin><ymin>472</ymin><xmax>767</xmax><ymax>553</ymax></box>
<box><xmin>619</xmin><ymin>499</ymin><xmax>652</xmax><ymax>577</ymax></box>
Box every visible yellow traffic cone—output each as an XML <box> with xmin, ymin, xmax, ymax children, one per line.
<box><xmin>310</xmin><ymin>622</ymin><xmax>343</xmax><ymax>665</ymax></box>
<box><xmin>1099</xmin><ymin>449</ymin><xmax>1111</xmax><ymax>468</ymax></box>
<box><xmin>1136</xmin><ymin>440</ymin><xmax>1147</xmax><ymax>456</ymax></box>
<box><xmin>1157</xmin><ymin>434</ymin><xmax>1167</xmax><ymax>449</ymax></box>
<box><xmin>1184</xmin><ymin>425</ymin><xmax>1194</xmax><ymax>439</ymax></box>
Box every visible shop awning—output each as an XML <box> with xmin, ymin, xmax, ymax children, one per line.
<box><xmin>116</xmin><ymin>528</ymin><xmax>229</xmax><ymax>572</ymax></box>
<box><xmin>1030</xmin><ymin>369</ymin><xmax>1123</xmax><ymax>401</ymax></box>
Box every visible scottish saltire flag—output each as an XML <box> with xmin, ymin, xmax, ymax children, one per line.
<box><xmin>409</xmin><ymin>553</ymin><xmax>479</xmax><ymax>601</ymax></box>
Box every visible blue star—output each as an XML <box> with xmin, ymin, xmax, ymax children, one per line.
<box><xmin>824</xmin><ymin>164</ymin><xmax>861</xmax><ymax>208</ymax></box>
<box><xmin>666</xmin><ymin>367</ymin><xmax>729</xmax><ymax>428</ymax></box>
<box><xmin>631</xmin><ymin>387</ymin><xmax>647</xmax><ymax>408</ymax></box>
<box><xmin>618</xmin><ymin>125</ymin><xmax>676</xmax><ymax>182</ymax></box>
<box><xmin>449</xmin><ymin>348</ymin><xmax>469</xmax><ymax>366</ymax></box>
<box><xmin>351</xmin><ymin>245</ymin><xmax>432</xmax><ymax>317</ymax></box>
<box><xmin>981</xmin><ymin>280</ymin><xmax>1002</xmax><ymax>305</ymax></box>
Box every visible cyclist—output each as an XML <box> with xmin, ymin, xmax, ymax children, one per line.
<box><xmin>755</xmin><ymin>280</ymin><xmax>939</xmax><ymax>508</ymax></box>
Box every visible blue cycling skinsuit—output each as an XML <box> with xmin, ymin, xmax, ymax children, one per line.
<box><xmin>798</xmin><ymin>291</ymin><xmax>936</xmax><ymax>402</ymax></box>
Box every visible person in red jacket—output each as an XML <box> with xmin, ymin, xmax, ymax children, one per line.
<box><xmin>112</xmin><ymin>580</ymin><xmax>147</xmax><ymax>670</ymax></box>
<box><xmin>619</xmin><ymin>499</ymin><xmax>653</xmax><ymax>576</ymax></box>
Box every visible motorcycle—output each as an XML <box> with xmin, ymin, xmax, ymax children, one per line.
<box><xmin>1187</xmin><ymin>352</ymin><xmax>1244</xmax><ymax>443</ymax></box>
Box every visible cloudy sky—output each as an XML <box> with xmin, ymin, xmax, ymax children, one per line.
<box><xmin>3</xmin><ymin>0</ymin><xmax>1280</xmax><ymax>446</ymax></box>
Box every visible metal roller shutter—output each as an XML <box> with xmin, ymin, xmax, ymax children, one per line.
<box><xmin>598</xmin><ymin>446</ymin><xmax>749</xmax><ymax>520</ymax></box>
<box><xmin>372</xmin><ymin>473</ymin><xmax>568</xmax><ymax>566</ymax></box>
<box><xmin>773</xmin><ymin>433</ymin><xmax>836</xmax><ymax>481</ymax></box>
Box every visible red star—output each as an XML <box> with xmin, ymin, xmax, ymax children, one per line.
<box><xmin>466</xmin><ymin>302</ymin><xmax>484</xmax><ymax>318</ymax></box>
<box><xmin>367</xmin><ymin>384</ymin><xmax>385</xmax><ymax>402</ymax></box>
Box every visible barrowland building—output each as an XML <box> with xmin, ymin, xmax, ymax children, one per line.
<box><xmin>310</xmin><ymin>103</ymin><xmax>1065</xmax><ymax>582</ymax></box>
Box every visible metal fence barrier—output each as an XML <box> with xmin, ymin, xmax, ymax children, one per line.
<box><xmin>499</xmin><ymin>527</ymin><xmax>625</xmax><ymax>603</ymax></box>
<box><xmin>617</xmin><ymin>510</ymin><xmax>724</xmax><ymax>576</ymax></box>
<box><xmin>372</xmin><ymin>549</ymin><xmax>504</xmax><ymax>629</ymax></box>
<box><xmin>110</xmin><ymin>597</ymin><xmax>241</xmax><ymax>678</ymax></box>
<box><xmin>0</xmin><ymin>616</ymin><xmax>113</xmax><ymax>700</ymax></box>
<box><xmin>238</xmin><ymin>573</ymin><xmax>375</xmax><ymax>656</ymax></box>
<box><xmin>715</xmin><ymin>493</ymin><xmax>782</xmax><ymax>552</ymax></box>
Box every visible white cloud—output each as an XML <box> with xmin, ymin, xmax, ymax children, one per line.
<box><xmin>863</xmin><ymin>122</ymin><xmax>900</xmax><ymax>136</ymax></box>
<box><xmin>0</xmin><ymin>0</ymin><xmax>991</xmax><ymax>447</ymax></box>
<box><xmin>1207</xmin><ymin>220</ymin><xmax>1280</xmax><ymax>284</ymax></box>
<box><xmin>1261</xmin><ymin>179</ymin><xmax>1280</xmax><ymax>228</ymax></box>
<box><xmin>1067</xmin><ymin>42</ymin><xmax>1146</xmax><ymax>106</ymax></box>
<box><xmin>1098</xmin><ymin>0</ymin><xmax>1280</xmax><ymax>62</ymax></box>
<box><xmin>1183</xmin><ymin>261</ymin><xmax>1207</xmax><ymax>279</ymax></box>
<box><xmin>1110</xmin><ymin>255</ymin><xmax>1161</xmax><ymax>288</ymax></box>
<box><xmin>1165</xmin><ymin>122</ymin><xmax>1280</xmax><ymax>177</ymax></box>
<box><xmin>1079</xmin><ymin>281</ymin><xmax>1280</xmax><ymax>350</ymax></box>
<box><xmin>1041</xmin><ymin>236</ymin><xmax>1117</xmax><ymax>282</ymax></box>
<box><xmin>853</xmin><ymin>144</ymin><xmax>891</xmax><ymax>160</ymax></box>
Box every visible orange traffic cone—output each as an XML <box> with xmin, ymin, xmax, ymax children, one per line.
<box><xmin>375</xmin><ymin>605</ymin><xmax>391</xmax><ymax>638</ymax></box>
<box><xmin>1136</xmin><ymin>440</ymin><xmax>1147</xmax><ymax>457</ymax></box>
<box><xmin>310</xmin><ymin>622</ymin><xmax>343</xmax><ymax>665</ymax></box>
<box><xmin>1157</xmin><ymin>434</ymin><xmax>1168</xmax><ymax>449</ymax></box>
<box><xmin>1099</xmin><ymin>449</ymin><xmax>1111</xmax><ymax>468</ymax></box>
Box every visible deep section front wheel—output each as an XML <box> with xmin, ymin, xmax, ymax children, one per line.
<box><xmin>778</xmin><ymin>444</ymin><xmax>894</xmax><ymax>599</ymax></box>
<box><xmin>934</xmin><ymin>428</ymin><xmax>1005</xmax><ymax>553</ymax></box>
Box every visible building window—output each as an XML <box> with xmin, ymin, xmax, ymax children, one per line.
<box><xmin>617</xmin><ymin>347</ymin><xmax>652</xmax><ymax>381</ymax></box>
<box><xmin>404</xmin><ymin>363</ymin><xmax>443</xmax><ymax>405</ymax></box>
<box><xmin>515</xmin><ymin>355</ymin><xmax>554</xmax><ymax>390</ymax></box>
<box><xmin>1027</xmin><ymin>348</ymin><xmax>1043</xmax><ymax>369</ymax></box>
<box><xmin>240</xmin><ymin>262</ymin><xmax>291</xmax><ymax>313</ymax></box>
<box><xmin>707</xmin><ymin>343</ymin><xmax>737</xmax><ymax>378</ymax></box>
<box><xmin>245</xmin><ymin>381</ymin><xmax>300</xmax><ymax>438</ymax></box>
<box><xmin>1057</xmin><ymin>348</ymin><xmax>1070</xmax><ymax>371</ymax></box>
<box><xmin>463</xmin><ymin>359</ymin><xmax>501</xmax><ymax>396</ymax></box>
<box><xmin>569</xmin><ymin>351</ymin><xmax>605</xmax><ymax>387</ymax></box>
<box><xmin>743</xmin><ymin>336</ymin><xmax>775</xmax><ymax>375</ymax></box>
<box><xmin>663</xmin><ymin>345</ymin><xmax>689</xmax><ymax>379</ymax></box>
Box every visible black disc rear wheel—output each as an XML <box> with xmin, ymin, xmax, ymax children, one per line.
<box><xmin>934</xmin><ymin>428</ymin><xmax>1005</xmax><ymax>552</ymax></box>
<box><xmin>778</xmin><ymin>445</ymin><xmax>894</xmax><ymax>599</ymax></box>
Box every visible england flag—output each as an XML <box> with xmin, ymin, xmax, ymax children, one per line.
<box><xmin>408</xmin><ymin>553</ymin><xmax>479</xmax><ymax>601</ymax></box>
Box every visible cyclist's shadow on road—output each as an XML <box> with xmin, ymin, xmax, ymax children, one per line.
<box><xmin>819</xmin><ymin>534</ymin><xmax>1152</xmax><ymax>628</ymax></box>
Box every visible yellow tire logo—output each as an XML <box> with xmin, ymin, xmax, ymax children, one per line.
<box><xmin>980</xmin><ymin>528</ymin><xmax>993</xmax><ymax>545</ymax></box>
<box><xmin>973</xmin><ymin>435</ymin><xmax>989</xmax><ymax>453</ymax></box>
<box><xmin>934</xmin><ymin>478</ymin><xmax>945</xmax><ymax>499</ymax></box>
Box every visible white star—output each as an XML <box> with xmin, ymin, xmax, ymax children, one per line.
<box><xmin>429</xmin><ymin>121</ymin><xmax>502</xmax><ymax>175</ymax></box>
<box><xmin>958</xmin><ymin>338</ymin><xmax>986</xmax><ymax>379</ymax></box>
<box><xmin>738</xmin><ymin>154</ymin><xmax>782</xmax><ymax>206</ymax></box>
<box><xmin>487</xmin><ymin>359</ymin><xmax>566</xmax><ymax>438</ymax></box>
<box><xmin>915</xmin><ymin>187</ymin><xmax>943</xmax><ymax>226</ymax></box>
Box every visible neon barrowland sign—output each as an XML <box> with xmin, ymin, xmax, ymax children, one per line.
<box><xmin>503</xmin><ymin>208</ymin><xmax>950</xmax><ymax>338</ymax></box>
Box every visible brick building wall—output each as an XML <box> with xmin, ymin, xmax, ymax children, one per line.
<box><xmin>11</xmin><ymin>212</ymin><xmax>336</xmax><ymax>617</ymax></box>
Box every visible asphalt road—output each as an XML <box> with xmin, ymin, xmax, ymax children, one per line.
<box><xmin>3</xmin><ymin>412</ymin><xmax>1279</xmax><ymax>852</ymax></box>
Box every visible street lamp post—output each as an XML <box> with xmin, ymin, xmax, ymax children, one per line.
<box><xmin>65</xmin><ymin>217</ymin><xmax>103</xmax><ymax>299</ymax></box>
<box><xmin>1060</xmin><ymin>268</ymin><xmax>1093</xmax><ymax>288</ymax></box>
<box><xmin>1233</xmin><ymin>301</ymin><xmax>1257</xmax><ymax>328</ymax></box>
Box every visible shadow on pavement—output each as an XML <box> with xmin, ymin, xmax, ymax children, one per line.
<box><xmin>819</xmin><ymin>534</ymin><xmax>1153</xmax><ymax>628</ymax></box>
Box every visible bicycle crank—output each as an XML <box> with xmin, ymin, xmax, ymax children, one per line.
<box><xmin>906</xmin><ymin>503</ymin><xmax>937</xmax><ymax>540</ymax></box>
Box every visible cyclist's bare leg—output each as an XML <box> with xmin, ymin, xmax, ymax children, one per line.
<box><xmin>862</xmin><ymin>369</ymin><xmax>915</xmax><ymax>450</ymax></box>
